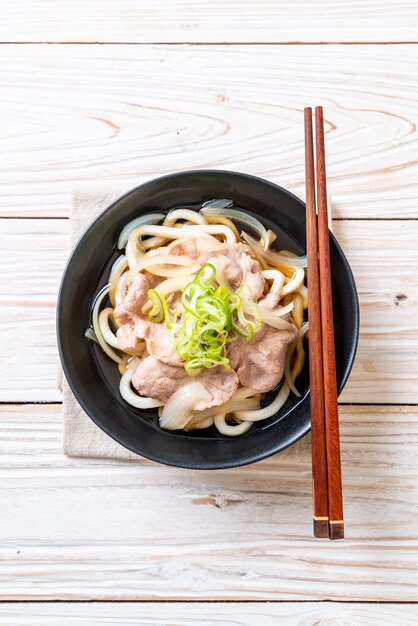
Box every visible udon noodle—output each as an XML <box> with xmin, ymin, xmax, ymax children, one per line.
<box><xmin>87</xmin><ymin>200</ymin><xmax>308</xmax><ymax>437</ymax></box>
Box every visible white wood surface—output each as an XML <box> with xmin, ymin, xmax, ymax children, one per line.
<box><xmin>1</xmin><ymin>45</ymin><xmax>418</xmax><ymax>218</ymax></box>
<box><xmin>2</xmin><ymin>2</ymin><xmax>418</xmax><ymax>609</ymax></box>
<box><xmin>1</xmin><ymin>403</ymin><xmax>418</xmax><ymax>600</ymax></box>
<box><xmin>3</xmin><ymin>1</ymin><xmax>418</xmax><ymax>43</ymax></box>
<box><xmin>0</xmin><ymin>603</ymin><xmax>417</xmax><ymax>625</ymax></box>
<box><xmin>1</xmin><ymin>218</ymin><xmax>417</xmax><ymax>403</ymax></box>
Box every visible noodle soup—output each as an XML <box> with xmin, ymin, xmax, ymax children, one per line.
<box><xmin>86</xmin><ymin>200</ymin><xmax>308</xmax><ymax>437</ymax></box>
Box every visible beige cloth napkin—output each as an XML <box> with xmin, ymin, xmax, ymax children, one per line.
<box><xmin>61</xmin><ymin>182</ymin><xmax>314</xmax><ymax>461</ymax></box>
<box><xmin>61</xmin><ymin>183</ymin><xmax>150</xmax><ymax>461</ymax></box>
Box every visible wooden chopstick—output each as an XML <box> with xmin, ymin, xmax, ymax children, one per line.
<box><xmin>315</xmin><ymin>106</ymin><xmax>344</xmax><ymax>540</ymax></box>
<box><xmin>304</xmin><ymin>108</ymin><xmax>330</xmax><ymax>539</ymax></box>
<box><xmin>304</xmin><ymin>107</ymin><xmax>344</xmax><ymax>539</ymax></box>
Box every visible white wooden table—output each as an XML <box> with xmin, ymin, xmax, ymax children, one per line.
<box><xmin>1</xmin><ymin>3</ymin><xmax>418</xmax><ymax>623</ymax></box>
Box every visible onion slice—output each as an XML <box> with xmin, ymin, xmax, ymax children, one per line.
<box><xmin>243</xmin><ymin>299</ymin><xmax>293</xmax><ymax>331</ymax></box>
<box><xmin>201</xmin><ymin>205</ymin><xmax>270</xmax><ymax>250</ymax></box>
<box><xmin>281</xmin><ymin>267</ymin><xmax>305</xmax><ymax>296</ymax></box>
<box><xmin>242</xmin><ymin>232</ymin><xmax>307</xmax><ymax>268</ymax></box>
<box><xmin>118</xmin><ymin>213</ymin><xmax>165</xmax><ymax>249</ymax></box>
<box><xmin>160</xmin><ymin>383</ymin><xmax>212</xmax><ymax>430</ymax></box>
<box><xmin>271</xmin><ymin>301</ymin><xmax>294</xmax><ymax>317</ymax></box>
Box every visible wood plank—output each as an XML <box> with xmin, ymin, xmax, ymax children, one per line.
<box><xmin>1</xmin><ymin>45</ymin><xmax>417</xmax><ymax>218</ymax></box>
<box><xmin>1</xmin><ymin>218</ymin><xmax>417</xmax><ymax>403</ymax></box>
<box><xmin>0</xmin><ymin>219</ymin><xmax>66</xmax><ymax>401</ymax></box>
<box><xmin>0</xmin><ymin>602</ymin><xmax>417</xmax><ymax>625</ymax></box>
<box><xmin>335</xmin><ymin>219</ymin><xmax>418</xmax><ymax>403</ymax></box>
<box><xmin>3</xmin><ymin>1</ymin><xmax>418</xmax><ymax>43</ymax></box>
<box><xmin>1</xmin><ymin>404</ymin><xmax>418</xmax><ymax>600</ymax></box>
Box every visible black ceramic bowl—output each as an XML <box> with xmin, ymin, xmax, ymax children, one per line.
<box><xmin>57</xmin><ymin>170</ymin><xmax>359</xmax><ymax>469</ymax></box>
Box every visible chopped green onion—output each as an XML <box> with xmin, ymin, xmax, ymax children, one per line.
<box><xmin>147</xmin><ymin>289</ymin><xmax>171</xmax><ymax>328</ymax></box>
<box><xmin>147</xmin><ymin>263</ymin><xmax>262</xmax><ymax>375</ymax></box>
<box><xmin>194</xmin><ymin>262</ymin><xmax>216</xmax><ymax>284</ymax></box>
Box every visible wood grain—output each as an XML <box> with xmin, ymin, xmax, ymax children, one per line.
<box><xmin>1</xmin><ymin>218</ymin><xmax>417</xmax><ymax>403</ymax></box>
<box><xmin>0</xmin><ymin>602</ymin><xmax>417</xmax><ymax>625</ymax></box>
<box><xmin>1</xmin><ymin>45</ymin><xmax>417</xmax><ymax>218</ymax></box>
<box><xmin>1</xmin><ymin>403</ymin><xmax>418</xmax><ymax>600</ymax></box>
<box><xmin>0</xmin><ymin>219</ymin><xmax>67</xmax><ymax>401</ymax></box>
<box><xmin>336</xmin><ymin>219</ymin><xmax>418</xmax><ymax>403</ymax></box>
<box><xmin>3</xmin><ymin>1</ymin><xmax>418</xmax><ymax>43</ymax></box>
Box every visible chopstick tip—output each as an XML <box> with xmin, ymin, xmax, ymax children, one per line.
<box><xmin>313</xmin><ymin>518</ymin><xmax>329</xmax><ymax>538</ymax></box>
<box><xmin>329</xmin><ymin>521</ymin><xmax>344</xmax><ymax>540</ymax></box>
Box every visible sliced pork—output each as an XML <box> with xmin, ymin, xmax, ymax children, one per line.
<box><xmin>227</xmin><ymin>322</ymin><xmax>297</xmax><ymax>392</ymax></box>
<box><xmin>114</xmin><ymin>273</ymin><xmax>156</xmax><ymax>326</ymax></box>
<box><xmin>167</xmin><ymin>238</ymin><xmax>199</xmax><ymax>259</ymax></box>
<box><xmin>132</xmin><ymin>355</ymin><xmax>239</xmax><ymax>410</ymax></box>
<box><xmin>113</xmin><ymin>241</ymin><xmax>295</xmax><ymax>401</ymax></box>
<box><xmin>199</xmin><ymin>243</ymin><xmax>265</xmax><ymax>301</ymax></box>
<box><xmin>114</xmin><ymin>272</ymin><xmax>181</xmax><ymax>364</ymax></box>
<box><xmin>145</xmin><ymin>322</ymin><xmax>183</xmax><ymax>366</ymax></box>
<box><xmin>116</xmin><ymin>326</ymin><xmax>139</xmax><ymax>351</ymax></box>
<box><xmin>258</xmin><ymin>292</ymin><xmax>280</xmax><ymax>311</ymax></box>
<box><xmin>114</xmin><ymin>273</ymin><xmax>157</xmax><ymax>350</ymax></box>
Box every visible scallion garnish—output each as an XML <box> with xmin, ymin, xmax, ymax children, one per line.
<box><xmin>148</xmin><ymin>263</ymin><xmax>261</xmax><ymax>375</ymax></box>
